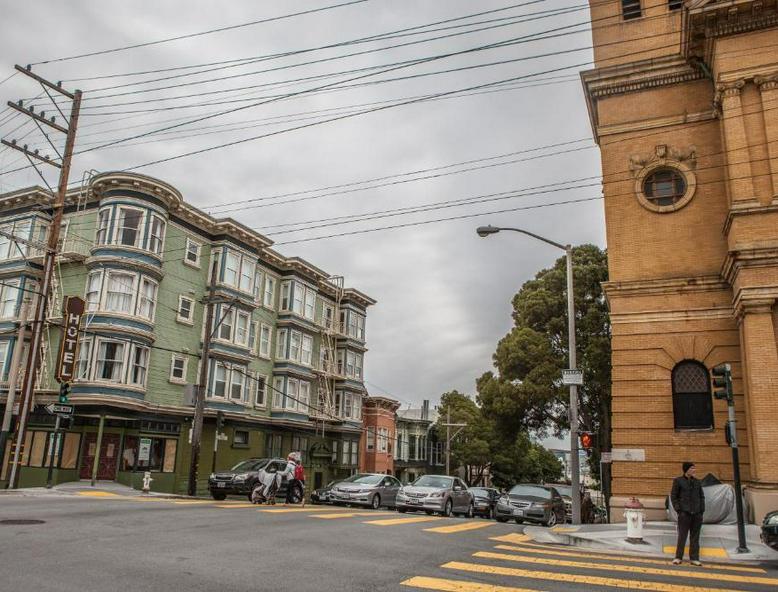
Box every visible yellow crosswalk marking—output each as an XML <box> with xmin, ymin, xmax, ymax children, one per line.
<box><xmin>364</xmin><ymin>516</ymin><xmax>441</xmax><ymax>526</ymax></box>
<box><xmin>473</xmin><ymin>551</ymin><xmax>778</xmax><ymax>587</ymax></box>
<box><xmin>77</xmin><ymin>491</ymin><xmax>120</xmax><ymax>497</ymax></box>
<box><xmin>312</xmin><ymin>512</ymin><xmax>395</xmax><ymax>519</ymax></box>
<box><xmin>260</xmin><ymin>506</ymin><xmax>348</xmax><ymax>513</ymax></box>
<box><xmin>172</xmin><ymin>501</ymin><xmax>215</xmax><ymax>505</ymax></box>
<box><xmin>424</xmin><ymin>522</ymin><xmax>494</xmax><ymax>534</ymax></box>
<box><xmin>214</xmin><ymin>503</ymin><xmax>256</xmax><ymax>508</ymax></box>
<box><xmin>492</xmin><ymin>543</ymin><xmax>766</xmax><ymax>574</ymax></box>
<box><xmin>443</xmin><ymin>561</ymin><xmax>745</xmax><ymax>592</ymax></box>
<box><xmin>662</xmin><ymin>545</ymin><xmax>727</xmax><ymax>558</ymax></box>
<box><xmin>489</xmin><ymin>533</ymin><xmax>530</xmax><ymax>544</ymax></box>
<box><xmin>401</xmin><ymin>576</ymin><xmax>543</xmax><ymax>592</ymax></box>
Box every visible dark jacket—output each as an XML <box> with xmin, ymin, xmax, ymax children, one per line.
<box><xmin>671</xmin><ymin>475</ymin><xmax>705</xmax><ymax>515</ymax></box>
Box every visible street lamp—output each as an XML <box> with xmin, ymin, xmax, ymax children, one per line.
<box><xmin>476</xmin><ymin>224</ymin><xmax>582</xmax><ymax>525</ymax></box>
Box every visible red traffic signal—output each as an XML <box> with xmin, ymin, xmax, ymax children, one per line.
<box><xmin>580</xmin><ymin>432</ymin><xmax>595</xmax><ymax>449</ymax></box>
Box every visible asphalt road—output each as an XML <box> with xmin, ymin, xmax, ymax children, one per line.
<box><xmin>1</xmin><ymin>491</ymin><xmax>777</xmax><ymax>592</ymax></box>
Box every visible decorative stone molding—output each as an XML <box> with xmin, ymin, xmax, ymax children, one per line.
<box><xmin>629</xmin><ymin>145</ymin><xmax>698</xmax><ymax>213</ymax></box>
<box><xmin>735</xmin><ymin>297</ymin><xmax>776</xmax><ymax>322</ymax></box>
<box><xmin>713</xmin><ymin>80</ymin><xmax>746</xmax><ymax>114</ymax></box>
<box><xmin>755</xmin><ymin>72</ymin><xmax>778</xmax><ymax>92</ymax></box>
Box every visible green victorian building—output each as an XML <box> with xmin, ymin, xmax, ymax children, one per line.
<box><xmin>0</xmin><ymin>172</ymin><xmax>373</xmax><ymax>494</ymax></box>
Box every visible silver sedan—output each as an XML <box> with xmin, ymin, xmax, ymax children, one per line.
<box><xmin>395</xmin><ymin>475</ymin><xmax>474</xmax><ymax>517</ymax></box>
<box><xmin>329</xmin><ymin>473</ymin><xmax>402</xmax><ymax>509</ymax></box>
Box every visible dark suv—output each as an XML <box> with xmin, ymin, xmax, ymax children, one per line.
<box><xmin>208</xmin><ymin>458</ymin><xmax>296</xmax><ymax>501</ymax></box>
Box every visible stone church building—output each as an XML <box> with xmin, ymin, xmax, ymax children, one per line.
<box><xmin>582</xmin><ymin>0</ymin><xmax>778</xmax><ymax>520</ymax></box>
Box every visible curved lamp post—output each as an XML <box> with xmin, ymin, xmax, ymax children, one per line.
<box><xmin>476</xmin><ymin>225</ymin><xmax>581</xmax><ymax>525</ymax></box>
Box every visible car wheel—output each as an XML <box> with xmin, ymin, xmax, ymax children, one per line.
<box><xmin>425</xmin><ymin>510</ymin><xmax>434</xmax><ymax>515</ymax></box>
<box><xmin>398</xmin><ymin>507</ymin><xmax>407</xmax><ymax>513</ymax></box>
<box><xmin>442</xmin><ymin>499</ymin><xmax>453</xmax><ymax>517</ymax></box>
<box><xmin>371</xmin><ymin>494</ymin><xmax>381</xmax><ymax>510</ymax></box>
<box><xmin>466</xmin><ymin>503</ymin><xmax>474</xmax><ymax>519</ymax></box>
<box><xmin>515</xmin><ymin>518</ymin><xmax>524</xmax><ymax>524</ymax></box>
<box><xmin>545</xmin><ymin>512</ymin><xmax>558</xmax><ymax>527</ymax></box>
<box><xmin>496</xmin><ymin>517</ymin><xmax>508</xmax><ymax>523</ymax></box>
<box><xmin>211</xmin><ymin>492</ymin><xmax>227</xmax><ymax>501</ymax></box>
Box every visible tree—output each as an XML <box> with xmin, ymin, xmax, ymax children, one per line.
<box><xmin>477</xmin><ymin>244</ymin><xmax>611</xmax><ymax>491</ymax></box>
<box><xmin>489</xmin><ymin>432</ymin><xmax>564</xmax><ymax>488</ymax></box>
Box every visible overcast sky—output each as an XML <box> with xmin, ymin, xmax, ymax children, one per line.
<box><xmin>0</xmin><ymin>0</ymin><xmax>605</xmax><ymax>416</ymax></box>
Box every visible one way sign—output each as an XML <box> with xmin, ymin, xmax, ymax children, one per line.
<box><xmin>45</xmin><ymin>403</ymin><xmax>74</xmax><ymax>417</ymax></box>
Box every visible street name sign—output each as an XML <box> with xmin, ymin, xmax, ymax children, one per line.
<box><xmin>600</xmin><ymin>452</ymin><xmax>612</xmax><ymax>464</ymax></box>
<box><xmin>611</xmin><ymin>448</ymin><xmax>645</xmax><ymax>462</ymax></box>
<box><xmin>561</xmin><ymin>369</ymin><xmax>583</xmax><ymax>386</ymax></box>
<box><xmin>55</xmin><ymin>296</ymin><xmax>85</xmax><ymax>382</ymax></box>
<box><xmin>44</xmin><ymin>403</ymin><xmax>73</xmax><ymax>417</ymax></box>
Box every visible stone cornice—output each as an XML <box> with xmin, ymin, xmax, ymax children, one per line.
<box><xmin>609</xmin><ymin>307</ymin><xmax>734</xmax><ymax>325</ymax></box>
<box><xmin>722</xmin><ymin>244</ymin><xmax>778</xmax><ymax>284</ymax></box>
<box><xmin>723</xmin><ymin>200</ymin><xmax>778</xmax><ymax>235</ymax></box>
<box><xmin>755</xmin><ymin>72</ymin><xmax>778</xmax><ymax>90</ymax></box>
<box><xmin>603</xmin><ymin>275</ymin><xmax>730</xmax><ymax>298</ymax></box>
<box><xmin>734</xmin><ymin>294</ymin><xmax>777</xmax><ymax>320</ymax></box>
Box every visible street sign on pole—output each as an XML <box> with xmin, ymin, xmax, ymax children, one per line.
<box><xmin>561</xmin><ymin>369</ymin><xmax>583</xmax><ymax>386</ymax></box>
<box><xmin>611</xmin><ymin>448</ymin><xmax>645</xmax><ymax>462</ymax></box>
<box><xmin>55</xmin><ymin>296</ymin><xmax>85</xmax><ymax>383</ymax></box>
<box><xmin>600</xmin><ymin>452</ymin><xmax>612</xmax><ymax>464</ymax></box>
<box><xmin>44</xmin><ymin>403</ymin><xmax>74</xmax><ymax>417</ymax></box>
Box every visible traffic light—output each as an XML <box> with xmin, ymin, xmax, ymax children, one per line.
<box><xmin>712</xmin><ymin>363</ymin><xmax>733</xmax><ymax>402</ymax></box>
<box><xmin>580</xmin><ymin>432</ymin><xmax>595</xmax><ymax>450</ymax></box>
<box><xmin>58</xmin><ymin>382</ymin><xmax>71</xmax><ymax>403</ymax></box>
<box><xmin>216</xmin><ymin>411</ymin><xmax>225</xmax><ymax>431</ymax></box>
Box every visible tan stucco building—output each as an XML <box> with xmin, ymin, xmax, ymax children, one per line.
<box><xmin>582</xmin><ymin>0</ymin><xmax>778</xmax><ymax>521</ymax></box>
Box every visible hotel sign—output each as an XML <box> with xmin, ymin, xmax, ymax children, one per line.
<box><xmin>55</xmin><ymin>296</ymin><xmax>85</xmax><ymax>382</ymax></box>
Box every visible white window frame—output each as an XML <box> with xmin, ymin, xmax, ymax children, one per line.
<box><xmin>218</xmin><ymin>308</ymin><xmax>234</xmax><ymax>342</ymax></box>
<box><xmin>75</xmin><ymin>337</ymin><xmax>93</xmax><ymax>381</ymax></box>
<box><xmin>230</xmin><ymin>367</ymin><xmax>245</xmax><ymax>402</ymax></box>
<box><xmin>289</xmin><ymin>330</ymin><xmax>301</xmax><ymax>362</ymax></box>
<box><xmin>0</xmin><ymin>340</ymin><xmax>9</xmax><ymax>381</ymax></box>
<box><xmin>96</xmin><ymin>209</ymin><xmax>111</xmax><ymax>245</ymax></box>
<box><xmin>223</xmin><ymin>251</ymin><xmax>240</xmax><ymax>288</ymax></box>
<box><xmin>211</xmin><ymin>361</ymin><xmax>227</xmax><ymax>398</ymax></box>
<box><xmin>239</xmin><ymin>258</ymin><xmax>255</xmax><ymax>294</ymax></box>
<box><xmin>254</xmin><ymin>374</ymin><xmax>268</xmax><ymax>408</ymax></box>
<box><xmin>259</xmin><ymin>324</ymin><xmax>272</xmax><ymax>358</ymax></box>
<box><xmin>130</xmin><ymin>345</ymin><xmax>150</xmax><ymax>387</ymax></box>
<box><xmin>276</xmin><ymin>329</ymin><xmax>287</xmax><ymax>359</ymax></box>
<box><xmin>378</xmin><ymin>427</ymin><xmax>388</xmax><ymax>453</ymax></box>
<box><xmin>322</xmin><ymin>302</ymin><xmax>334</xmax><ymax>330</ymax></box>
<box><xmin>85</xmin><ymin>271</ymin><xmax>103</xmax><ymax>313</ymax></box>
<box><xmin>272</xmin><ymin>376</ymin><xmax>284</xmax><ymax>409</ymax></box>
<box><xmin>169</xmin><ymin>354</ymin><xmax>188</xmax><ymax>384</ymax></box>
<box><xmin>114</xmin><ymin>207</ymin><xmax>144</xmax><ymax>248</ymax></box>
<box><xmin>301</xmin><ymin>334</ymin><xmax>313</xmax><ymax>366</ymax></box>
<box><xmin>248</xmin><ymin>320</ymin><xmax>258</xmax><ymax>353</ymax></box>
<box><xmin>298</xmin><ymin>381</ymin><xmax>310</xmax><ymax>414</ymax></box>
<box><xmin>346</xmin><ymin>351</ymin><xmax>356</xmax><ymax>378</ymax></box>
<box><xmin>287</xmin><ymin>378</ymin><xmax>299</xmax><ymax>412</ymax></box>
<box><xmin>149</xmin><ymin>214</ymin><xmax>166</xmax><ymax>255</ymax></box>
<box><xmin>104</xmin><ymin>271</ymin><xmax>137</xmax><ymax>315</ymax></box>
<box><xmin>235</xmin><ymin>311</ymin><xmax>250</xmax><ymax>347</ymax></box>
<box><xmin>303</xmin><ymin>287</ymin><xmax>316</xmax><ymax>320</ymax></box>
<box><xmin>177</xmin><ymin>295</ymin><xmax>194</xmax><ymax>325</ymax></box>
<box><xmin>355</xmin><ymin>353</ymin><xmax>363</xmax><ymax>380</ymax></box>
<box><xmin>292</xmin><ymin>284</ymin><xmax>304</xmax><ymax>316</ymax></box>
<box><xmin>253</xmin><ymin>269</ymin><xmax>264</xmax><ymax>303</ymax></box>
<box><xmin>94</xmin><ymin>338</ymin><xmax>127</xmax><ymax>383</ymax></box>
<box><xmin>184</xmin><ymin>237</ymin><xmax>201</xmax><ymax>268</ymax></box>
<box><xmin>0</xmin><ymin>279</ymin><xmax>20</xmax><ymax>319</ymax></box>
<box><xmin>136</xmin><ymin>277</ymin><xmax>158</xmax><ymax>321</ymax></box>
<box><xmin>263</xmin><ymin>275</ymin><xmax>276</xmax><ymax>309</ymax></box>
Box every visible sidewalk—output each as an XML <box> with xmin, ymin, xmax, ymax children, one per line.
<box><xmin>0</xmin><ymin>480</ymin><xmax>201</xmax><ymax>499</ymax></box>
<box><xmin>524</xmin><ymin>521</ymin><xmax>778</xmax><ymax>563</ymax></box>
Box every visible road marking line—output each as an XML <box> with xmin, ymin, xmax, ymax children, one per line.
<box><xmin>77</xmin><ymin>491</ymin><xmax>120</xmax><ymax>497</ymax></box>
<box><xmin>489</xmin><ymin>533</ymin><xmax>530</xmax><ymax>544</ymax></box>
<box><xmin>662</xmin><ymin>545</ymin><xmax>727</xmax><ymax>558</ymax></box>
<box><xmin>214</xmin><ymin>503</ymin><xmax>256</xmax><ymax>508</ymax></box>
<box><xmin>172</xmin><ymin>501</ymin><xmax>215</xmax><ymax>505</ymax></box>
<box><xmin>258</xmin><ymin>506</ymin><xmax>348</xmax><ymax>513</ymax></box>
<box><xmin>473</xmin><ymin>551</ymin><xmax>778</xmax><ymax>586</ymax></box>
<box><xmin>443</xmin><ymin>561</ymin><xmax>745</xmax><ymax>592</ymax></box>
<box><xmin>424</xmin><ymin>522</ymin><xmax>494</xmax><ymax>534</ymax></box>
<box><xmin>492</xmin><ymin>544</ymin><xmax>766</xmax><ymax>574</ymax></box>
<box><xmin>401</xmin><ymin>575</ymin><xmax>543</xmax><ymax>592</ymax></box>
<box><xmin>550</xmin><ymin>526</ymin><xmax>580</xmax><ymax>533</ymax></box>
<box><xmin>364</xmin><ymin>516</ymin><xmax>442</xmax><ymax>526</ymax></box>
<box><xmin>312</xmin><ymin>512</ymin><xmax>395</xmax><ymax>519</ymax></box>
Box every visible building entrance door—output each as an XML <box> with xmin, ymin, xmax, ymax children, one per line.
<box><xmin>79</xmin><ymin>433</ymin><xmax>120</xmax><ymax>480</ymax></box>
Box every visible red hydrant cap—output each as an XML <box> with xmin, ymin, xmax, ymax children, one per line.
<box><xmin>625</xmin><ymin>497</ymin><xmax>644</xmax><ymax>510</ymax></box>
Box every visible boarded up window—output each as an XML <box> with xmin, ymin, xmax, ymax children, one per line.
<box><xmin>28</xmin><ymin>431</ymin><xmax>47</xmax><ymax>467</ymax></box>
<box><xmin>163</xmin><ymin>439</ymin><xmax>177</xmax><ymax>473</ymax></box>
<box><xmin>60</xmin><ymin>433</ymin><xmax>81</xmax><ymax>469</ymax></box>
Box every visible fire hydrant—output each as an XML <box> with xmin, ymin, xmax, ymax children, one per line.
<box><xmin>142</xmin><ymin>471</ymin><xmax>153</xmax><ymax>494</ymax></box>
<box><xmin>624</xmin><ymin>497</ymin><xmax>645</xmax><ymax>543</ymax></box>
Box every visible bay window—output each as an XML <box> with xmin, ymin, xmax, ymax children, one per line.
<box><xmin>230</xmin><ymin>368</ymin><xmax>245</xmax><ymax>401</ymax></box>
<box><xmin>137</xmin><ymin>278</ymin><xmax>158</xmax><ymax>320</ymax></box>
<box><xmin>346</xmin><ymin>351</ymin><xmax>356</xmax><ymax>378</ymax></box>
<box><xmin>289</xmin><ymin>331</ymin><xmax>301</xmax><ymax>361</ymax></box>
<box><xmin>355</xmin><ymin>354</ymin><xmax>363</xmax><ymax>380</ymax></box>
<box><xmin>0</xmin><ymin>279</ymin><xmax>19</xmax><ymax>319</ymax></box>
<box><xmin>224</xmin><ymin>252</ymin><xmax>240</xmax><ymax>287</ymax></box>
<box><xmin>149</xmin><ymin>215</ymin><xmax>166</xmax><ymax>255</ymax></box>
<box><xmin>276</xmin><ymin>329</ymin><xmax>287</xmax><ymax>359</ymax></box>
<box><xmin>280</xmin><ymin>281</ymin><xmax>291</xmax><ymax>311</ymax></box>
<box><xmin>86</xmin><ymin>272</ymin><xmax>102</xmax><ymax>312</ymax></box>
<box><xmin>248</xmin><ymin>321</ymin><xmax>257</xmax><ymax>352</ymax></box>
<box><xmin>301</xmin><ymin>335</ymin><xmax>313</xmax><ymax>366</ymax></box>
<box><xmin>96</xmin><ymin>340</ymin><xmax>125</xmax><ymax>382</ymax></box>
<box><xmin>75</xmin><ymin>338</ymin><xmax>92</xmax><ymax>380</ymax></box>
<box><xmin>259</xmin><ymin>324</ymin><xmax>271</xmax><ymax>357</ymax></box>
<box><xmin>341</xmin><ymin>441</ymin><xmax>349</xmax><ymax>465</ymax></box>
<box><xmin>303</xmin><ymin>288</ymin><xmax>315</xmax><ymax>320</ymax></box>
<box><xmin>212</xmin><ymin>362</ymin><xmax>227</xmax><ymax>397</ymax></box>
<box><xmin>96</xmin><ymin>209</ymin><xmax>110</xmax><ymax>245</ymax></box>
<box><xmin>218</xmin><ymin>309</ymin><xmax>234</xmax><ymax>341</ymax></box>
<box><xmin>105</xmin><ymin>272</ymin><xmax>135</xmax><ymax>314</ymax></box>
<box><xmin>239</xmin><ymin>259</ymin><xmax>255</xmax><ymax>293</ymax></box>
<box><xmin>273</xmin><ymin>376</ymin><xmax>284</xmax><ymax>408</ymax></box>
<box><xmin>264</xmin><ymin>276</ymin><xmax>276</xmax><ymax>308</ymax></box>
<box><xmin>253</xmin><ymin>270</ymin><xmax>263</xmax><ymax>302</ymax></box>
<box><xmin>0</xmin><ymin>340</ymin><xmax>8</xmax><ymax>380</ymax></box>
<box><xmin>130</xmin><ymin>345</ymin><xmax>149</xmax><ymax>386</ymax></box>
<box><xmin>299</xmin><ymin>381</ymin><xmax>310</xmax><ymax>413</ymax></box>
<box><xmin>235</xmin><ymin>311</ymin><xmax>249</xmax><ymax>346</ymax></box>
<box><xmin>254</xmin><ymin>374</ymin><xmax>267</xmax><ymax>407</ymax></box>
<box><xmin>292</xmin><ymin>284</ymin><xmax>304</xmax><ymax>315</ymax></box>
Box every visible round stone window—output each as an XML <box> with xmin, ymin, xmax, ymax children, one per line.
<box><xmin>634</xmin><ymin>161</ymin><xmax>696</xmax><ymax>213</ymax></box>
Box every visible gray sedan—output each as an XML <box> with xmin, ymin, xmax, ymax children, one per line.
<box><xmin>396</xmin><ymin>475</ymin><xmax>474</xmax><ymax>517</ymax></box>
<box><xmin>329</xmin><ymin>473</ymin><xmax>402</xmax><ymax>509</ymax></box>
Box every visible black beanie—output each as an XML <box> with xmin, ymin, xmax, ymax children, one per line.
<box><xmin>682</xmin><ymin>462</ymin><xmax>695</xmax><ymax>474</ymax></box>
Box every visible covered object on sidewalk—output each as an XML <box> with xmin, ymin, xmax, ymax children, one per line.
<box><xmin>666</xmin><ymin>473</ymin><xmax>744</xmax><ymax>525</ymax></box>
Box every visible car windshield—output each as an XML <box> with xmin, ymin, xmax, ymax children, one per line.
<box><xmin>470</xmin><ymin>488</ymin><xmax>492</xmax><ymax>497</ymax></box>
<box><xmin>553</xmin><ymin>485</ymin><xmax>572</xmax><ymax>497</ymax></box>
<box><xmin>509</xmin><ymin>485</ymin><xmax>552</xmax><ymax>499</ymax></box>
<box><xmin>341</xmin><ymin>474</ymin><xmax>384</xmax><ymax>485</ymax></box>
<box><xmin>230</xmin><ymin>459</ymin><xmax>267</xmax><ymax>472</ymax></box>
<box><xmin>413</xmin><ymin>475</ymin><xmax>453</xmax><ymax>488</ymax></box>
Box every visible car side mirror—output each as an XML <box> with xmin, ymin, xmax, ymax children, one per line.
<box><xmin>453</xmin><ymin>486</ymin><xmax>462</xmax><ymax>491</ymax></box>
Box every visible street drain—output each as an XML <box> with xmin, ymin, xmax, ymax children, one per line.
<box><xmin>0</xmin><ymin>519</ymin><xmax>46</xmax><ymax>525</ymax></box>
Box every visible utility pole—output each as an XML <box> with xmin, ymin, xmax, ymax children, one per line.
<box><xmin>3</xmin><ymin>66</ymin><xmax>81</xmax><ymax>489</ymax></box>
<box><xmin>565</xmin><ymin>245</ymin><xmax>581</xmax><ymax>525</ymax></box>
<box><xmin>442</xmin><ymin>407</ymin><xmax>466</xmax><ymax>476</ymax></box>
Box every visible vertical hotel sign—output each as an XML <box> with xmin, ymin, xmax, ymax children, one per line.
<box><xmin>55</xmin><ymin>296</ymin><xmax>85</xmax><ymax>382</ymax></box>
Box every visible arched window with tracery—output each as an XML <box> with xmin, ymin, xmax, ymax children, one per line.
<box><xmin>672</xmin><ymin>360</ymin><xmax>714</xmax><ymax>430</ymax></box>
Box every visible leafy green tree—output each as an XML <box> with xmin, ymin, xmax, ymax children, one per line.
<box><xmin>476</xmin><ymin>244</ymin><xmax>611</xmax><ymax>489</ymax></box>
<box><xmin>489</xmin><ymin>432</ymin><xmax>564</xmax><ymax>488</ymax></box>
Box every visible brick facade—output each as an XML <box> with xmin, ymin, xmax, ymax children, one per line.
<box><xmin>582</xmin><ymin>0</ymin><xmax>778</xmax><ymax>521</ymax></box>
<box><xmin>359</xmin><ymin>396</ymin><xmax>400</xmax><ymax>475</ymax></box>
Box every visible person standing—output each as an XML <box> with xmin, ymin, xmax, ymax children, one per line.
<box><xmin>670</xmin><ymin>462</ymin><xmax>705</xmax><ymax>566</ymax></box>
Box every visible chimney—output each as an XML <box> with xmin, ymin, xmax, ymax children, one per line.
<box><xmin>421</xmin><ymin>399</ymin><xmax>429</xmax><ymax>421</ymax></box>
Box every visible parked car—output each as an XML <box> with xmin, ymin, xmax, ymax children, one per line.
<box><xmin>762</xmin><ymin>511</ymin><xmax>778</xmax><ymax>551</ymax></box>
<box><xmin>549</xmin><ymin>484</ymin><xmax>595</xmax><ymax>523</ymax></box>
<box><xmin>469</xmin><ymin>487</ymin><xmax>500</xmax><ymax>519</ymax></box>
<box><xmin>395</xmin><ymin>474</ymin><xmax>474</xmax><ymax>517</ymax></box>
<box><xmin>494</xmin><ymin>484</ymin><xmax>566</xmax><ymax>527</ymax></box>
<box><xmin>311</xmin><ymin>481</ymin><xmax>337</xmax><ymax>505</ymax></box>
<box><xmin>208</xmin><ymin>458</ymin><xmax>300</xmax><ymax>502</ymax></box>
<box><xmin>330</xmin><ymin>474</ymin><xmax>402</xmax><ymax>509</ymax></box>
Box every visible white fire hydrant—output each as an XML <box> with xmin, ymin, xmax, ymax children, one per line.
<box><xmin>624</xmin><ymin>496</ymin><xmax>645</xmax><ymax>543</ymax></box>
<box><xmin>142</xmin><ymin>471</ymin><xmax>153</xmax><ymax>494</ymax></box>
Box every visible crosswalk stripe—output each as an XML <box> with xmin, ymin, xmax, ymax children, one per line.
<box><xmin>364</xmin><ymin>516</ymin><xmax>442</xmax><ymax>526</ymax></box>
<box><xmin>172</xmin><ymin>501</ymin><xmax>216</xmax><ymax>505</ymax></box>
<box><xmin>312</xmin><ymin>512</ymin><xmax>395</xmax><ymax>519</ymax></box>
<box><xmin>77</xmin><ymin>491</ymin><xmax>120</xmax><ymax>497</ymax></box>
<box><xmin>214</xmin><ymin>503</ymin><xmax>256</xmax><ymax>508</ymax></box>
<box><xmin>662</xmin><ymin>545</ymin><xmax>727</xmax><ymax>558</ymax></box>
<box><xmin>424</xmin><ymin>522</ymin><xmax>494</xmax><ymax>534</ymax></box>
<box><xmin>489</xmin><ymin>533</ymin><xmax>530</xmax><ymax>544</ymax></box>
<box><xmin>492</xmin><ymin>543</ymin><xmax>767</xmax><ymax>574</ymax></box>
<box><xmin>401</xmin><ymin>575</ymin><xmax>544</xmax><ymax>592</ymax></box>
<box><xmin>443</xmin><ymin>561</ymin><xmax>745</xmax><ymax>592</ymax></box>
<box><xmin>473</xmin><ymin>551</ymin><xmax>778</xmax><ymax>587</ymax></box>
<box><xmin>259</xmin><ymin>506</ymin><xmax>348</xmax><ymax>513</ymax></box>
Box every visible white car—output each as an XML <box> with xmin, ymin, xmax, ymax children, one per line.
<box><xmin>395</xmin><ymin>475</ymin><xmax>474</xmax><ymax>517</ymax></box>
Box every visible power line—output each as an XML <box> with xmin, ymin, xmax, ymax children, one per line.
<box><xmin>31</xmin><ymin>0</ymin><xmax>372</xmax><ymax>66</ymax></box>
